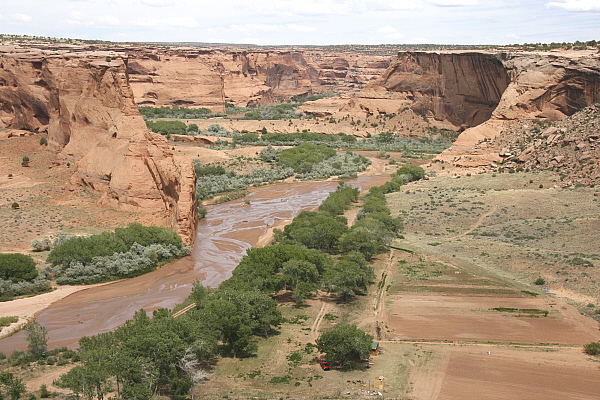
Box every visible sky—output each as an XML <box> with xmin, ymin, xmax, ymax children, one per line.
<box><xmin>0</xmin><ymin>0</ymin><xmax>598</xmax><ymax>45</ymax></box>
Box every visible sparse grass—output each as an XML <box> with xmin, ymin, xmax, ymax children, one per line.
<box><xmin>0</xmin><ymin>316</ymin><xmax>18</xmax><ymax>327</ymax></box>
<box><xmin>387</xmin><ymin>172</ymin><xmax>600</xmax><ymax>309</ymax></box>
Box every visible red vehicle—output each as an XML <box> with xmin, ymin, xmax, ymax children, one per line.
<box><xmin>319</xmin><ymin>361</ymin><xmax>331</xmax><ymax>371</ymax></box>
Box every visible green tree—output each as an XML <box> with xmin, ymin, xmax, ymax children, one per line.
<box><xmin>316</xmin><ymin>324</ymin><xmax>373</xmax><ymax>367</ymax></box>
<box><xmin>21</xmin><ymin>156</ymin><xmax>29</xmax><ymax>167</ymax></box>
<box><xmin>324</xmin><ymin>254</ymin><xmax>373</xmax><ymax>303</ymax></box>
<box><xmin>277</xmin><ymin>211</ymin><xmax>348</xmax><ymax>252</ymax></box>
<box><xmin>0</xmin><ymin>254</ymin><xmax>38</xmax><ymax>282</ymax></box>
<box><xmin>25</xmin><ymin>321</ymin><xmax>47</xmax><ymax>359</ymax></box>
<box><xmin>338</xmin><ymin>227</ymin><xmax>385</xmax><ymax>260</ymax></box>
<box><xmin>281</xmin><ymin>260</ymin><xmax>319</xmax><ymax>305</ymax></box>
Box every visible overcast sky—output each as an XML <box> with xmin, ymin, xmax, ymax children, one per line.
<box><xmin>0</xmin><ymin>0</ymin><xmax>598</xmax><ymax>45</ymax></box>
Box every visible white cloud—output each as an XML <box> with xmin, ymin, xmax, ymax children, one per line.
<box><xmin>230</xmin><ymin>24</ymin><xmax>280</xmax><ymax>33</ymax></box>
<box><xmin>230</xmin><ymin>23</ymin><xmax>318</xmax><ymax>34</ymax></box>
<box><xmin>141</xmin><ymin>0</ymin><xmax>176</xmax><ymax>6</ymax></box>
<box><xmin>376</xmin><ymin>26</ymin><xmax>398</xmax><ymax>33</ymax></box>
<box><xmin>374</xmin><ymin>26</ymin><xmax>404</xmax><ymax>40</ymax></box>
<box><xmin>136</xmin><ymin>16</ymin><xmax>198</xmax><ymax>28</ymax></box>
<box><xmin>286</xmin><ymin>24</ymin><xmax>318</xmax><ymax>32</ymax></box>
<box><xmin>63</xmin><ymin>12</ymin><xmax>120</xmax><ymax>27</ymax></box>
<box><xmin>1</xmin><ymin>13</ymin><xmax>33</xmax><ymax>23</ymax></box>
<box><xmin>546</xmin><ymin>0</ymin><xmax>600</xmax><ymax>11</ymax></box>
<box><xmin>368</xmin><ymin>0</ymin><xmax>424</xmax><ymax>11</ymax></box>
<box><xmin>430</xmin><ymin>0</ymin><xmax>478</xmax><ymax>6</ymax></box>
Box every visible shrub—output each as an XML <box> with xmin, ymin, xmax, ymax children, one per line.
<box><xmin>11</xmin><ymin>202</ymin><xmax>19</xmax><ymax>209</ymax></box>
<box><xmin>278</xmin><ymin>143</ymin><xmax>336</xmax><ymax>173</ymax></box>
<box><xmin>534</xmin><ymin>277</ymin><xmax>546</xmax><ymax>285</ymax></box>
<box><xmin>39</xmin><ymin>137</ymin><xmax>48</xmax><ymax>146</ymax></box>
<box><xmin>31</xmin><ymin>237</ymin><xmax>51</xmax><ymax>252</ymax></box>
<box><xmin>583</xmin><ymin>342</ymin><xmax>600</xmax><ymax>355</ymax></box>
<box><xmin>47</xmin><ymin>223</ymin><xmax>182</xmax><ymax>267</ymax></box>
<box><xmin>21</xmin><ymin>156</ymin><xmax>29</xmax><ymax>167</ymax></box>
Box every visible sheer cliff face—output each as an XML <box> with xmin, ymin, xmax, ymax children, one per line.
<box><xmin>493</xmin><ymin>52</ymin><xmax>600</xmax><ymax>121</ymax></box>
<box><xmin>127</xmin><ymin>48</ymin><xmax>391</xmax><ymax>110</ymax></box>
<box><xmin>361</xmin><ymin>51</ymin><xmax>600</xmax><ymax>131</ymax></box>
<box><xmin>362</xmin><ymin>52</ymin><xmax>511</xmax><ymax>129</ymax></box>
<box><xmin>0</xmin><ymin>50</ymin><xmax>196</xmax><ymax>244</ymax></box>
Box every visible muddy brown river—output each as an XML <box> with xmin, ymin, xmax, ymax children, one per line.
<box><xmin>0</xmin><ymin>176</ymin><xmax>386</xmax><ymax>351</ymax></box>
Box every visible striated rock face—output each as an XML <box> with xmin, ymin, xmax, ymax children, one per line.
<box><xmin>356</xmin><ymin>50</ymin><xmax>600</xmax><ymax>171</ymax></box>
<box><xmin>353</xmin><ymin>52</ymin><xmax>511</xmax><ymax>129</ymax></box>
<box><xmin>0</xmin><ymin>47</ymin><xmax>197</xmax><ymax>244</ymax></box>
<box><xmin>126</xmin><ymin>47</ymin><xmax>392</xmax><ymax>110</ymax></box>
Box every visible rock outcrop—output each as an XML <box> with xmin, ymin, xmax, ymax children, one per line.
<box><xmin>126</xmin><ymin>47</ymin><xmax>392</xmax><ymax>110</ymax></box>
<box><xmin>495</xmin><ymin>103</ymin><xmax>600</xmax><ymax>187</ymax></box>
<box><xmin>349</xmin><ymin>51</ymin><xmax>511</xmax><ymax>129</ymax></box>
<box><xmin>354</xmin><ymin>50</ymin><xmax>599</xmax><ymax>171</ymax></box>
<box><xmin>0</xmin><ymin>46</ymin><xmax>197</xmax><ymax>244</ymax></box>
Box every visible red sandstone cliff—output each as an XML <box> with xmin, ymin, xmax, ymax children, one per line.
<box><xmin>126</xmin><ymin>47</ymin><xmax>391</xmax><ymax>110</ymax></box>
<box><xmin>349</xmin><ymin>50</ymin><xmax>600</xmax><ymax>170</ymax></box>
<box><xmin>0</xmin><ymin>46</ymin><xmax>197</xmax><ymax>244</ymax></box>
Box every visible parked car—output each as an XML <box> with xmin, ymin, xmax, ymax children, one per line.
<box><xmin>319</xmin><ymin>361</ymin><xmax>331</xmax><ymax>371</ymax></box>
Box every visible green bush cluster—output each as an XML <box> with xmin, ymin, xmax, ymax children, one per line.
<box><xmin>0</xmin><ymin>254</ymin><xmax>38</xmax><ymax>282</ymax></box>
<box><xmin>278</xmin><ymin>143</ymin><xmax>336</xmax><ymax>172</ymax></box>
<box><xmin>194</xmin><ymin>162</ymin><xmax>294</xmax><ymax>200</ymax></box>
<box><xmin>55</xmin><ymin>243</ymin><xmax>188</xmax><ymax>285</ymax></box>
<box><xmin>139</xmin><ymin>106</ymin><xmax>224</xmax><ymax>119</ymax></box>
<box><xmin>46</xmin><ymin>224</ymin><xmax>186</xmax><ymax>285</ymax></box>
<box><xmin>145</xmin><ymin>120</ymin><xmax>189</xmax><ymax>136</ymax></box>
<box><xmin>231</xmin><ymin>131</ymin><xmax>451</xmax><ymax>154</ymax></box>
<box><xmin>47</xmin><ymin>223</ymin><xmax>182</xmax><ymax>267</ymax></box>
<box><xmin>318</xmin><ymin>184</ymin><xmax>359</xmax><ymax>215</ymax></box>
<box><xmin>0</xmin><ymin>257</ymin><xmax>51</xmax><ymax>301</ymax></box>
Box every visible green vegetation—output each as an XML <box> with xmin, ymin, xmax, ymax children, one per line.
<box><xmin>194</xmin><ymin>147</ymin><xmax>369</xmax><ymax>202</ymax></box>
<box><xmin>145</xmin><ymin>120</ymin><xmax>189</xmax><ymax>136</ymax></box>
<box><xmin>139</xmin><ymin>105</ymin><xmax>224</xmax><ymax>119</ymax></box>
<box><xmin>47</xmin><ymin>224</ymin><xmax>188</xmax><ymax>285</ymax></box>
<box><xmin>534</xmin><ymin>277</ymin><xmax>546</xmax><ymax>285</ymax></box>
<box><xmin>316</xmin><ymin>324</ymin><xmax>373</xmax><ymax>367</ymax></box>
<box><xmin>50</xmin><ymin>164</ymin><xmax>426</xmax><ymax>398</ymax></box>
<box><xmin>583</xmin><ymin>342</ymin><xmax>600</xmax><ymax>356</ymax></box>
<box><xmin>230</xmin><ymin>131</ymin><xmax>451</xmax><ymax>155</ymax></box>
<box><xmin>275</xmin><ymin>211</ymin><xmax>349</xmax><ymax>252</ymax></box>
<box><xmin>0</xmin><ymin>316</ymin><xmax>18</xmax><ymax>327</ymax></box>
<box><xmin>278</xmin><ymin>143</ymin><xmax>337</xmax><ymax>172</ymax></box>
<box><xmin>318</xmin><ymin>184</ymin><xmax>359</xmax><ymax>216</ymax></box>
<box><xmin>0</xmin><ymin>254</ymin><xmax>37</xmax><ymax>282</ymax></box>
<box><xmin>25</xmin><ymin>321</ymin><xmax>48</xmax><ymax>359</ymax></box>
<box><xmin>490</xmin><ymin>307</ymin><xmax>549</xmax><ymax>317</ymax></box>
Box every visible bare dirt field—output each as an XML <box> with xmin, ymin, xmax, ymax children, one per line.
<box><xmin>435</xmin><ymin>346</ymin><xmax>600</xmax><ymax>400</ymax></box>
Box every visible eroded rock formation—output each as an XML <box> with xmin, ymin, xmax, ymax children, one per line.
<box><xmin>352</xmin><ymin>50</ymin><xmax>600</xmax><ymax>170</ymax></box>
<box><xmin>0</xmin><ymin>46</ymin><xmax>197</xmax><ymax>244</ymax></box>
<box><xmin>126</xmin><ymin>47</ymin><xmax>392</xmax><ymax>110</ymax></box>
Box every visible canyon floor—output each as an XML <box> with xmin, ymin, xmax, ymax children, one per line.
<box><xmin>2</xmin><ymin>132</ymin><xmax>599</xmax><ymax>399</ymax></box>
<box><xmin>193</xmin><ymin>172</ymin><xmax>600</xmax><ymax>399</ymax></box>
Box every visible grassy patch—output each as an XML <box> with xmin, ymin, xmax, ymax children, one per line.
<box><xmin>0</xmin><ymin>316</ymin><xmax>18</xmax><ymax>327</ymax></box>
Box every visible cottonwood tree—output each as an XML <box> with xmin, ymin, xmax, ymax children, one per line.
<box><xmin>316</xmin><ymin>323</ymin><xmax>373</xmax><ymax>367</ymax></box>
<box><xmin>25</xmin><ymin>321</ymin><xmax>47</xmax><ymax>358</ymax></box>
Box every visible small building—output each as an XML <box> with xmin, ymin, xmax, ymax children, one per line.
<box><xmin>370</xmin><ymin>341</ymin><xmax>380</xmax><ymax>356</ymax></box>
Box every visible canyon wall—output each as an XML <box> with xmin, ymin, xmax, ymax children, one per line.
<box><xmin>126</xmin><ymin>47</ymin><xmax>391</xmax><ymax>110</ymax></box>
<box><xmin>349</xmin><ymin>52</ymin><xmax>511</xmax><ymax>129</ymax></box>
<box><xmin>0</xmin><ymin>47</ymin><xmax>197</xmax><ymax>244</ymax></box>
<box><xmin>351</xmin><ymin>50</ymin><xmax>600</xmax><ymax>169</ymax></box>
